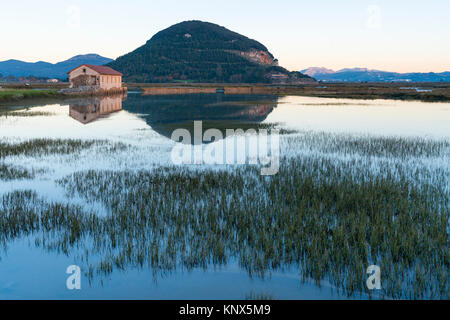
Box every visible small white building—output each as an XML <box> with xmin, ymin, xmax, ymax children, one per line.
<box><xmin>67</xmin><ymin>64</ymin><xmax>123</xmax><ymax>91</ymax></box>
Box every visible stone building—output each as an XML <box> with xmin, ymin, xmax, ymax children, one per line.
<box><xmin>67</xmin><ymin>64</ymin><xmax>123</xmax><ymax>91</ymax></box>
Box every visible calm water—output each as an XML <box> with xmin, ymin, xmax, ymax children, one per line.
<box><xmin>0</xmin><ymin>93</ymin><xmax>449</xmax><ymax>299</ymax></box>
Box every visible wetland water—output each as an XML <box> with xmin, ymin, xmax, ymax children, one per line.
<box><xmin>0</xmin><ymin>93</ymin><xmax>449</xmax><ymax>299</ymax></box>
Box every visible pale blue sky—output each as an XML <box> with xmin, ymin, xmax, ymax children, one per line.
<box><xmin>0</xmin><ymin>0</ymin><xmax>449</xmax><ymax>72</ymax></box>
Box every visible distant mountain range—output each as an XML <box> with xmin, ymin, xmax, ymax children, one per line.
<box><xmin>2</xmin><ymin>45</ymin><xmax>448</xmax><ymax>84</ymax></box>
<box><xmin>0</xmin><ymin>54</ymin><xmax>113</xmax><ymax>79</ymax></box>
<box><xmin>301</xmin><ymin>67</ymin><xmax>450</xmax><ymax>82</ymax></box>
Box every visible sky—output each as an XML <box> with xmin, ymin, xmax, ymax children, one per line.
<box><xmin>0</xmin><ymin>0</ymin><xmax>449</xmax><ymax>73</ymax></box>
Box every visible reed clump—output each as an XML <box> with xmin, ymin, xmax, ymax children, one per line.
<box><xmin>158</xmin><ymin>121</ymin><xmax>298</xmax><ymax>138</ymax></box>
<box><xmin>0</xmin><ymin>111</ymin><xmax>56</xmax><ymax>117</ymax></box>
<box><xmin>0</xmin><ymin>89</ymin><xmax>60</xmax><ymax>103</ymax></box>
<box><xmin>245</xmin><ymin>291</ymin><xmax>275</xmax><ymax>300</ymax></box>
<box><xmin>284</xmin><ymin>132</ymin><xmax>450</xmax><ymax>159</ymax></box>
<box><xmin>0</xmin><ymin>163</ymin><xmax>34</xmax><ymax>180</ymax></box>
<box><xmin>0</xmin><ymin>139</ymin><xmax>128</xmax><ymax>158</ymax></box>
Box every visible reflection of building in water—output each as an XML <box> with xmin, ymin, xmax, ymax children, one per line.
<box><xmin>69</xmin><ymin>95</ymin><xmax>124</xmax><ymax>124</ymax></box>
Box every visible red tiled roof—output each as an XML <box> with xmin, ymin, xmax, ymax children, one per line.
<box><xmin>67</xmin><ymin>64</ymin><xmax>123</xmax><ymax>76</ymax></box>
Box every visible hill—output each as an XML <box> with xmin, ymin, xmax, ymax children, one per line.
<box><xmin>0</xmin><ymin>54</ymin><xmax>113</xmax><ymax>80</ymax></box>
<box><xmin>301</xmin><ymin>67</ymin><xmax>335</xmax><ymax>77</ymax></box>
<box><xmin>108</xmin><ymin>21</ymin><xmax>314</xmax><ymax>84</ymax></box>
<box><xmin>301</xmin><ymin>67</ymin><xmax>450</xmax><ymax>82</ymax></box>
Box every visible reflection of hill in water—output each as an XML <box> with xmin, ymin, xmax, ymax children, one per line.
<box><xmin>123</xmin><ymin>94</ymin><xmax>278</xmax><ymax>140</ymax></box>
<box><xmin>68</xmin><ymin>95</ymin><xmax>125</xmax><ymax>125</ymax></box>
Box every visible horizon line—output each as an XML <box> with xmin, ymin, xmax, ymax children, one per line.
<box><xmin>0</xmin><ymin>55</ymin><xmax>448</xmax><ymax>75</ymax></box>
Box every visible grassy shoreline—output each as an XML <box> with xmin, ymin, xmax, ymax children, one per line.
<box><xmin>1</xmin><ymin>82</ymin><xmax>450</xmax><ymax>104</ymax></box>
<box><xmin>0</xmin><ymin>89</ymin><xmax>63</xmax><ymax>103</ymax></box>
<box><xmin>130</xmin><ymin>82</ymin><xmax>450</xmax><ymax>102</ymax></box>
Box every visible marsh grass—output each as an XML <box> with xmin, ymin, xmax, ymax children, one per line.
<box><xmin>0</xmin><ymin>139</ymin><xmax>129</xmax><ymax>158</ymax></box>
<box><xmin>0</xmin><ymin>131</ymin><xmax>448</xmax><ymax>299</ymax></box>
<box><xmin>0</xmin><ymin>89</ymin><xmax>60</xmax><ymax>103</ymax></box>
<box><xmin>296</xmin><ymin>102</ymin><xmax>376</xmax><ymax>106</ymax></box>
<box><xmin>0</xmin><ymin>163</ymin><xmax>35</xmax><ymax>180</ymax></box>
<box><xmin>1</xmin><ymin>151</ymin><xmax>445</xmax><ymax>299</ymax></box>
<box><xmin>245</xmin><ymin>291</ymin><xmax>275</xmax><ymax>300</ymax></box>
<box><xmin>284</xmin><ymin>132</ymin><xmax>450</xmax><ymax>159</ymax></box>
<box><xmin>129</xmin><ymin>83</ymin><xmax>450</xmax><ymax>102</ymax></box>
<box><xmin>157</xmin><ymin>121</ymin><xmax>298</xmax><ymax>138</ymax></box>
<box><xmin>0</xmin><ymin>111</ymin><xmax>56</xmax><ymax>117</ymax></box>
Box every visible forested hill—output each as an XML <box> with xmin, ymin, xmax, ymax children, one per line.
<box><xmin>108</xmin><ymin>21</ymin><xmax>313</xmax><ymax>84</ymax></box>
<box><xmin>150</xmin><ymin>20</ymin><xmax>270</xmax><ymax>53</ymax></box>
